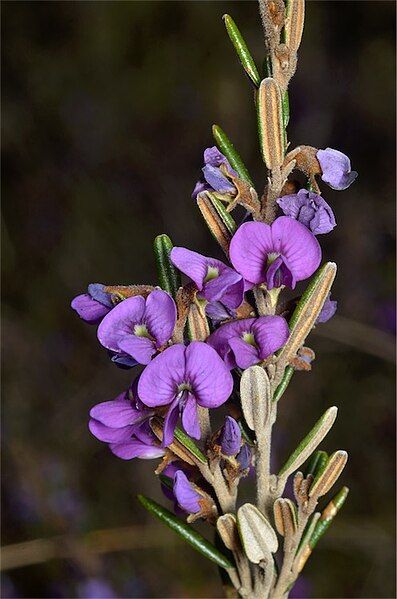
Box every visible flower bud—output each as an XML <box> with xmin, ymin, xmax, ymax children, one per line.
<box><xmin>220</xmin><ymin>416</ymin><xmax>242</xmax><ymax>456</ymax></box>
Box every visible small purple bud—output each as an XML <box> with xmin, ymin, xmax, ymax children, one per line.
<box><xmin>173</xmin><ymin>470</ymin><xmax>202</xmax><ymax>514</ymax></box>
<box><xmin>236</xmin><ymin>444</ymin><xmax>251</xmax><ymax>470</ymax></box>
<box><xmin>316</xmin><ymin>294</ymin><xmax>337</xmax><ymax>324</ymax></box>
<box><xmin>220</xmin><ymin>416</ymin><xmax>242</xmax><ymax>456</ymax></box>
<box><xmin>316</xmin><ymin>148</ymin><xmax>357</xmax><ymax>191</ymax></box>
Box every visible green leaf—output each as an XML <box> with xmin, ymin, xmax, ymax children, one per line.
<box><xmin>158</xmin><ymin>474</ymin><xmax>174</xmax><ymax>491</ymax></box>
<box><xmin>282</xmin><ymin>90</ymin><xmax>290</xmax><ymax>128</ymax></box>
<box><xmin>273</xmin><ymin>365</ymin><xmax>294</xmax><ymax>403</ymax></box>
<box><xmin>153</xmin><ymin>234</ymin><xmax>181</xmax><ymax>299</ymax></box>
<box><xmin>309</xmin><ymin>487</ymin><xmax>349</xmax><ymax>549</ymax></box>
<box><xmin>174</xmin><ymin>426</ymin><xmax>207</xmax><ymax>464</ymax></box>
<box><xmin>304</xmin><ymin>450</ymin><xmax>328</xmax><ymax>479</ymax></box>
<box><xmin>223</xmin><ymin>14</ymin><xmax>261</xmax><ymax>87</ymax></box>
<box><xmin>212</xmin><ymin>124</ymin><xmax>254</xmax><ymax>186</ymax></box>
<box><xmin>278</xmin><ymin>406</ymin><xmax>338</xmax><ymax>479</ymax></box>
<box><xmin>207</xmin><ymin>193</ymin><xmax>237</xmax><ymax>235</ymax></box>
<box><xmin>137</xmin><ymin>495</ymin><xmax>234</xmax><ymax>570</ymax></box>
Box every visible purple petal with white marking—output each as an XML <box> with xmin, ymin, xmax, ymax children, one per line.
<box><xmin>171</xmin><ymin>248</ymin><xmax>208</xmax><ymax>290</ymax></box>
<box><xmin>228</xmin><ymin>336</ymin><xmax>259</xmax><ymax>369</ymax></box>
<box><xmin>97</xmin><ymin>296</ymin><xmax>146</xmax><ymax>352</ymax></box>
<box><xmin>207</xmin><ymin>319</ymin><xmax>256</xmax><ymax>369</ymax></box>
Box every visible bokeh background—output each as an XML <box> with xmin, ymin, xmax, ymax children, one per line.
<box><xmin>2</xmin><ymin>1</ymin><xmax>395</xmax><ymax>598</ymax></box>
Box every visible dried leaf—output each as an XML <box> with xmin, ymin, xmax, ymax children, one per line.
<box><xmin>284</xmin><ymin>0</ymin><xmax>305</xmax><ymax>53</ymax></box>
<box><xmin>217</xmin><ymin>514</ymin><xmax>241</xmax><ymax>551</ymax></box>
<box><xmin>273</xmin><ymin>498</ymin><xmax>297</xmax><ymax>537</ymax></box>
<box><xmin>277</xmin><ymin>406</ymin><xmax>338</xmax><ymax>480</ymax></box>
<box><xmin>240</xmin><ymin>366</ymin><xmax>271</xmax><ymax>431</ymax></box>
<box><xmin>309</xmin><ymin>450</ymin><xmax>348</xmax><ymax>498</ymax></box>
<box><xmin>237</xmin><ymin>503</ymin><xmax>278</xmax><ymax>563</ymax></box>
<box><xmin>197</xmin><ymin>192</ymin><xmax>232</xmax><ymax>255</ymax></box>
<box><xmin>257</xmin><ymin>78</ymin><xmax>284</xmax><ymax>169</ymax></box>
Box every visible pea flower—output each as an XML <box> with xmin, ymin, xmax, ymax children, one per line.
<box><xmin>207</xmin><ymin>316</ymin><xmax>289</xmax><ymax>370</ymax></box>
<box><xmin>316</xmin><ymin>147</ymin><xmax>357</xmax><ymax>190</ymax></box>
<box><xmin>97</xmin><ymin>289</ymin><xmax>176</xmax><ymax>365</ymax></box>
<box><xmin>71</xmin><ymin>283</ymin><xmax>113</xmax><ymax>324</ymax></box>
<box><xmin>171</xmin><ymin>247</ymin><xmax>245</xmax><ymax>310</ymax></box>
<box><xmin>229</xmin><ymin>217</ymin><xmax>321</xmax><ymax>289</ymax></box>
<box><xmin>219</xmin><ymin>416</ymin><xmax>242</xmax><ymax>456</ymax></box>
<box><xmin>192</xmin><ymin>146</ymin><xmax>238</xmax><ymax>199</ymax></box>
<box><xmin>88</xmin><ymin>392</ymin><xmax>164</xmax><ymax>460</ymax></box>
<box><xmin>173</xmin><ymin>470</ymin><xmax>202</xmax><ymax>514</ymax></box>
<box><xmin>316</xmin><ymin>294</ymin><xmax>337</xmax><ymax>324</ymax></box>
<box><xmin>277</xmin><ymin>189</ymin><xmax>336</xmax><ymax>235</ymax></box>
<box><xmin>138</xmin><ymin>342</ymin><xmax>233</xmax><ymax>446</ymax></box>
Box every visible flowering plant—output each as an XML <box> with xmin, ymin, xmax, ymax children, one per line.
<box><xmin>72</xmin><ymin>2</ymin><xmax>356</xmax><ymax>597</ymax></box>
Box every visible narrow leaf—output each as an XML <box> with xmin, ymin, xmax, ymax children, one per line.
<box><xmin>217</xmin><ymin>514</ymin><xmax>241</xmax><ymax>551</ymax></box>
<box><xmin>284</xmin><ymin>0</ymin><xmax>305</xmax><ymax>53</ymax></box>
<box><xmin>197</xmin><ymin>192</ymin><xmax>232</xmax><ymax>255</ymax></box>
<box><xmin>309</xmin><ymin>486</ymin><xmax>349</xmax><ymax>549</ymax></box>
<box><xmin>223</xmin><ymin>14</ymin><xmax>261</xmax><ymax>87</ymax></box>
<box><xmin>207</xmin><ymin>192</ymin><xmax>237</xmax><ymax>235</ymax></box>
<box><xmin>237</xmin><ymin>503</ymin><xmax>278</xmax><ymax>564</ymax></box>
<box><xmin>137</xmin><ymin>495</ymin><xmax>234</xmax><ymax>569</ymax></box>
<box><xmin>294</xmin><ymin>511</ymin><xmax>320</xmax><ymax>573</ymax></box>
<box><xmin>240</xmin><ymin>366</ymin><xmax>271</xmax><ymax>431</ymax></box>
<box><xmin>309</xmin><ymin>450</ymin><xmax>348</xmax><ymax>498</ymax></box>
<box><xmin>159</xmin><ymin>474</ymin><xmax>174</xmax><ymax>491</ymax></box>
<box><xmin>273</xmin><ymin>498</ymin><xmax>297</xmax><ymax>537</ymax></box>
<box><xmin>304</xmin><ymin>450</ymin><xmax>328</xmax><ymax>479</ymax></box>
<box><xmin>153</xmin><ymin>234</ymin><xmax>181</xmax><ymax>298</ymax></box>
<box><xmin>282</xmin><ymin>90</ymin><xmax>290</xmax><ymax>128</ymax></box>
<box><xmin>173</xmin><ymin>426</ymin><xmax>207</xmax><ymax>464</ymax></box>
<box><xmin>257</xmin><ymin>78</ymin><xmax>284</xmax><ymax>169</ymax></box>
<box><xmin>276</xmin><ymin>262</ymin><xmax>337</xmax><ymax>373</ymax></box>
<box><xmin>278</xmin><ymin>406</ymin><xmax>338</xmax><ymax>479</ymax></box>
<box><xmin>273</xmin><ymin>365</ymin><xmax>294</xmax><ymax>403</ymax></box>
<box><xmin>212</xmin><ymin>125</ymin><xmax>253</xmax><ymax>185</ymax></box>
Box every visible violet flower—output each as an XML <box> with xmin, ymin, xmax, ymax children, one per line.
<box><xmin>88</xmin><ymin>390</ymin><xmax>164</xmax><ymax>460</ymax></box>
<box><xmin>207</xmin><ymin>315</ymin><xmax>289</xmax><ymax>370</ymax></box>
<box><xmin>229</xmin><ymin>217</ymin><xmax>321</xmax><ymax>289</ymax></box>
<box><xmin>236</xmin><ymin>444</ymin><xmax>252</xmax><ymax>470</ymax></box>
<box><xmin>171</xmin><ymin>247</ymin><xmax>245</xmax><ymax>311</ymax></box>
<box><xmin>277</xmin><ymin>189</ymin><xmax>336</xmax><ymax>235</ymax></box>
<box><xmin>71</xmin><ymin>283</ymin><xmax>113</xmax><ymax>324</ymax></box>
<box><xmin>219</xmin><ymin>416</ymin><xmax>242</xmax><ymax>456</ymax></box>
<box><xmin>173</xmin><ymin>470</ymin><xmax>202</xmax><ymax>514</ymax></box>
<box><xmin>97</xmin><ymin>289</ymin><xmax>176</xmax><ymax>365</ymax></box>
<box><xmin>138</xmin><ymin>342</ymin><xmax>233</xmax><ymax>446</ymax></box>
<box><xmin>316</xmin><ymin>294</ymin><xmax>337</xmax><ymax>324</ymax></box>
<box><xmin>192</xmin><ymin>146</ymin><xmax>238</xmax><ymax>199</ymax></box>
<box><xmin>316</xmin><ymin>147</ymin><xmax>357</xmax><ymax>190</ymax></box>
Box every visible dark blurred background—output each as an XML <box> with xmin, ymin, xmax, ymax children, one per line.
<box><xmin>2</xmin><ymin>1</ymin><xmax>395</xmax><ymax>598</ymax></box>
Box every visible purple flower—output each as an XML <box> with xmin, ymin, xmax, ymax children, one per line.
<box><xmin>316</xmin><ymin>147</ymin><xmax>357</xmax><ymax>190</ymax></box>
<box><xmin>277</xmin><ymin>189</ymin><xmax>336</xmax><ymax>235</ymax></box>
<box><xmin>316</xmin><ymin>294</ymin><xmax>337</xmax><ymax>324</ymax></box>
<box><xmin>219</xmin><ymin>416</ymin><xmax>242</xmax><ymax>456</ymax></box>
<box><xmin>173</xmin><ymin>470</ymin><xmax>202</xmax><ymax>514</ymax></box>
<box><xmin>88</xmin><ymin>389</ymin><xmax>164</xmax><ymax>460</ymax></box>
<box><xmin>207</xmin><ymin>316</ymin><xmax>289</xmax><ymax>370</ymax></box>
<box><xmin>97</xmin><ymin>289</ymin><xmax>176</xmax><ymax>365</ymax></box>
<box><xmin>192</xmin><ymin>147</ymin><xmax>238</xmax><ymax>200</ymax></box>
<box><xmin>71</xmin><ymin>283</ymin><xmax>113</xmax><ymax>324</ymax></box>
<box><xmin>138</xmin><ymin>342</ymin><xmax>233</xmax><ymax>446</ymax></box>
<box><xmin>236</xmin><ymin>444</ymin><xmax>252</xmax><ymax>470</ymax></box>
<box><xmin>171</xmin><ymin>247</ymin><xmax>245</xmax><ymax>310</ymax></box>
<box><xmin>229</xmin><ymin>217</ymin><xmax>321</xmax><ymax>289</ymax></box>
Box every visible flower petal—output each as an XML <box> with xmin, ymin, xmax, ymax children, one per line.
<box><xmin>220</xmin><ymin>416</ymin><xmax>242</xmax><ymax>456</ymax></box>
<box><xmin>138</xmin><ymin>344</ymin><xmax>186</xmax><ymax>407</ymax></box>
<box><xmin>89</xmin><ymin>419</ymin><xmax>134</xmax><ymax>443</ymax></box>
<box><xmin>110</xmin><ymin>440</ymin><xmax>164</xmax><ymax>460</ymax></box>
<box><xmin>144</xmin><ymin>289</ymin><xmax>177</xmax><ymax>345</ymax></box>
<box><xmin>228</xmin><ymin>336</ymin><xmax>259</xmax><ymax>369</ymax></box>
<box><xmin>252</xmin><ymin>315</ymin><xmax>289</xmax><ymax>360</ymax></box>
<box><xmin>71</xmin><ymin>294</ymin><xmax>110</xmax><ymax>324</ymax></box>
<box><xmin>162</xmin><ymin>396</ymin><xmax>181</xmax><ymax>447</ymax></box>
<box><xmin>206</xmin><ymin>319</ymin><xmax>256</xmax><ymax>369</ymax></box>
<box><xmin>202</xmin><ymin>165</ymin><xmax>235</xmax><ymax>195</ymax></box>
<box><xmin>118</xmin><ymin>336</ymin><xmax>156</xmax><ymax>365</ymax></box>
<box><xmin>229</xmin><ymin>222</ymin><xmax>273</xmax><ymax>284</ymax></box>
<box><xmin>271</xmin><ymin>216</ymin><xmax>322</xmax><ymax>282</ymax></box>
<box><xmin>185</xmin><ymin>341</ymin><xmax>233</xmax><ymax>408</ymax></box>
<box><xmin>89</xmin><ymin>399</ymin><xmax>144</xmax><ymax>427</ymax></box>
<box><xmin>97</xmin><ymin>296</ymin><xmax>146</xmax><ymax>352</ymax></box>
<box><xmin>87</xmin><ymin>283</ymin><xmax>113</xmax><ymax>308</ymax></box>
<box><xmin>317</xmin><ymin>147</ymin><xmax>358</xmax><ymax>190</ymax></box>
<box><xmin>170</xmin><ymin>247</ymin><xmax>208</xmax><ymax>290</ymax></box>
<box><xmin>181</xmin><ymin>392</ymin><xmax>201</xmax><ymax>440</ymax></box>
<box><xmin>173</xmin><ymin>470</ymin><xmax>201</xmax><ymax>513</ymax></box>
<box><xmin>204</xmin><ymin>267</ymin><xmax>244</xmax><ymax>308</ymax></box>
